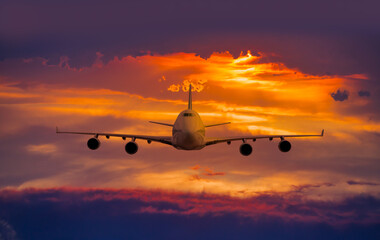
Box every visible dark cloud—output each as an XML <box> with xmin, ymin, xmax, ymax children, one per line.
<box><xmin>291</xmin><ymin>183</ymin><xmax>335</xmax><ymax>193</ymax></box>
<box><xmin>0</xmin><ymin>188</ymin><xmax>379</xmax><ymax>239</ymax></box>
<box><xmin>0</xmin><ymin>219</ymin><xmax>17</xmax><ymax>240</ymax></box>
<box><xmin>331</xmin><ymin>89</ymin><xmax>349</xmax><ymax>101</ymax></box>
<box><xmin>1</xmin><ymin>0</ymin><xmax>380</xmax><ymax>76</ymax></box>
<box><xmin>347</xmin><ymin>180</ymin><xmax>380</xmax><ymax>186</ymax></box>
<box><xmin>358</xmin><ymin>90</ymin><xmax>371</xmax><ymax>97</ymax></box>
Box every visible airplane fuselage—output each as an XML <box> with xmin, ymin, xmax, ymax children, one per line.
<box><xmin>172</xmin><ymin>110</ymin><xmax>205</xmax><ymax>150</ymax></box>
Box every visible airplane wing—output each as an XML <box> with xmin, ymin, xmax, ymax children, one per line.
<box><xmin>205</xmin><ymin>129</ymin><xmax>324</xmax><ymax>146</ymax></box>
<box><xmin>56</xmin><ymin>127</ymin><xmax>172</xmax><ymax>145</ymax></box>
<box><xmin>204</xmin><ymin>122</ymin><xmax>231</xmax><ymax>128</ymax></box>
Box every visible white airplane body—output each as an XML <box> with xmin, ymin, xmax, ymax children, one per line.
<box><xmin>57</xmin><ymin>85</ymin><xmax>323</xmax><ymax>156</ymax></box>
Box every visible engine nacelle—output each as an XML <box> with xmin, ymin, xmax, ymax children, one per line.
<box><xmin>87</xmin><ymin>138</ymin><xmax>100</xmax><ymax>150</ymax></box>
<box><xmin>278</xmin><ymin>140</ymin><xmax>291</xmax><ymax>152</ymax></box>
<box><xmin>239</xmin><ymin>143</ymin><xmax>252</xmax><ymax>156</ymax></box>
<box><xmin>125</xmin><ymin>141</ymin><xmax>138</xmax><ymax>154</ymax></box>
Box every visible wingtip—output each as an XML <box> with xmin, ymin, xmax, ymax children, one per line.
<box><xmin>321</xmin><ymin>129</ymin><xmax>324</xmax><ymax>136</ymax></box>
<box><xmin>56</xmin><ymin>126</ymin><xmax>59</xmax><ymax>133</ymax></box>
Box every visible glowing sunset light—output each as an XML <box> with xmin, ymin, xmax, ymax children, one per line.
<box><xmin>2</xmin><ymin>1</ymin><xmax>380</xmax><ymax>237</ymax></box>
<box><xmin>232</xmin><ymin>50</ymin><xmax>258</xmax><ymax>64</ymax></box>
<box><xmin>1</xmin><ymin>49</ymin><xmax>379</xmax><ymax>198</ymax></box>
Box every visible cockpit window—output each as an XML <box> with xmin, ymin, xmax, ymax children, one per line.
<box><xmin>184</xmin><ymin>113</ymin><xmax>193</xmax><ymax>117</ymax></box>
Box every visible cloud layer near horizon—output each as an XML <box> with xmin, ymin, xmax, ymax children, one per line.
<box><xmin>0</xmin><ymin>188</ymin><xmax>379</xmax><ymax>239</ymax></box>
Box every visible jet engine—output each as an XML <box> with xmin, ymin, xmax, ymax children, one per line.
<box><xmin>239</xmin><ymin>143</ymin><xmax>252</xmax><ymax>156</ymax></box>
<box><xmin>87</xmin><ymin>138</ymin><xmax>100</xmax><ymax>150</ymax></box>
<box><xmin>278</xmin><ymin>140</ymin><xmax>291</xmax><ymax>152</ymax></box>
<box><xmin>125</xmin><ymin>141</ymin><xmax>138</xmax><ymax>154</ymax></box>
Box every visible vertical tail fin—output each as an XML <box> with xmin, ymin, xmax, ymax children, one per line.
<box><xmin>188</xmin><ymin>84</ymin><xmax>192</xmax><ymax>110</ymax></box>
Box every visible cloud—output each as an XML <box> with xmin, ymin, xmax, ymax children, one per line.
<box><xmin>331</xmin><ymin>89</ymin><xmax>349</xmax><ymax>101</ymax></box>
<box><xmin>1</xmin><ymin>1</ymin><xmax>380</xmax><ymax>71</ymax></box>
<box><xmin>1</xmin><ymin>51</ymin><xmax>380</xmax><ymax>199</ymax></box>
<box><xmin>26</xmin><ymin>144</ymin><xmax>57</xmax><ymax>154</ymax></box>
<box><xmin>168</xmin><ymin>79</ymin><xmax>208</xmax><ymax>93</ymax></box>
<box><xmin>347</xmin><ymin>180</ymin><xmax>380</xmax><ymax>186</ymax></box>
<box><xmin>167</xmin><ymin>84</ymin><xmax>180</xmax><ymax>92</ymax></box>
<box><xmin>189</xmin><ymin>165</ymin><xmax>225</xmax><ymax>179</ymax></box>
<box><xmin>1</xmin><ymin>3</ymin><xmax>380</xmax><ymax>238</ymax></box>
<box><xmin>0</xmin><ymin>219</ymin><xmax>17</xmax><ymax>240</ymax></box>
<box><xmin>291</xmin><ymin>183</ymin><xmax>335</xmax><ymax>193</ymax></box>
<box><xmin>0</xmin><ymin>187</ymin><xmax>379</xmax><ymax>224</ymax></box>
<box><xmin>358</xmin><ymin>90</ymin><xmax>371</xmax><ymax>97</ymax></box>
<box><xmin>0</xmin><ymin>188</ymin><xmax>379</xmax><ymax>239</ymax></box>
<box><xmin>202</xmin><ymin>168</ymin><xmax>225</xmax><ymax>176</ymax></box>
<box><xmin>190</xmin><ymin>165</ymin><xmax>201</xmax><ymax>170</ymax></box>
<box><xmin>1</xmin><ymin>51</ymin><xmax>380</xmax><ymax>201</ymax></box>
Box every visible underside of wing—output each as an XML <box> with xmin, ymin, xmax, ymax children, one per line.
<box><xmin>56</xmin><ymin>127</ymin><xmax>172</xmax><ymax>145</ymax></box>
<box><xmin>205</xmin><ymin>129</ymin><xmax>324</xmax><ymax>146</ymax></box>
<box><xmin>204</xmin><ymin>122</ymin><xmax>231</xmax><ymax>128</ymax></box>
<box><xmin>204</xmin><ymin>130</ymin><xmax>324</xmax><ymax>156</ymax></box>
<box><xmin>148</xmin><ymin>121</ymin><xmax>174</xmax><ymax>127</ymax></box>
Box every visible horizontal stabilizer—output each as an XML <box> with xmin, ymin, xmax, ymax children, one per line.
<box><xmin>149</xmin><ymin>121</ymin><xmax>174</xmax><ymax>127</ymax></box>
<box><xmin>205</xmin><ymin>122</ymin><xmax>231</xmax><ymax>128</ymax></box>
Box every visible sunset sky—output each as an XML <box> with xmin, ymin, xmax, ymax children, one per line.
<box><xmin>1</xmin><ymin>0</ymin><xmax>380</xmax><ymax>239</ymax></box>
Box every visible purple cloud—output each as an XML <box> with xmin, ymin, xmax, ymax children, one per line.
<box><xmin>331</xmin><ymin>89</ymin><xmax>349</xmax><ymax>101</ymax></box>
<box><xmin>0</xmin><ymin>188</ymin><xmax>379</xmax><ymax>239</ymax></box>
<box><xmin>358</xmin><ymin>90</ymin><xmax>371</xmax><ymax>97</ymax></box>
<box><xmin>347</xmin><ymin>180</ymin><xmax>380</xmax><ymax>186</ymax></box>
<box><xmin>291</xmin><ymin>183</ymin><xmax>335</xmax><ymax>193</ymax></box>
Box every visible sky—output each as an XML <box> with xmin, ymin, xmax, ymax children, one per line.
<box><xmin>1</xmin><ymin>0</ymin><xmax>380</xmax><ymax>239</ymax></box>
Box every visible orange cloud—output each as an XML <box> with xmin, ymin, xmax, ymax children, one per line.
<box><xmin>191</xmin><ymin>165</ymin><xmax>226</xmax><ymax>177</ymax></box>
<box><xmin>190</xmin><ymin>165</ymin><xmax>201</xmax><ymax>170</ymax></box>
<box><xmin>0</xmin><ymin>51</ymin><xmax>379</xmax><ymax>199</ymax></box>
<box><xmin>202</xmin><ymin>168</ymin><xmax>225</xmax><ymax>176</ymax></box>
<box><xmin>1</xmin><ymin>51</ymin><xmax>377</xmax><ymax>141</ymax></box>
<box><xmin>168</xmin><ymin>79</ymin><xmax>207</xmax><ymax>93</ymax></box>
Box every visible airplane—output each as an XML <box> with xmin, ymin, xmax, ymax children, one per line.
<box><xmin>56</xmin><ymin>85</ymin><xmax>324</xmax><ymax>156</ymax></box>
